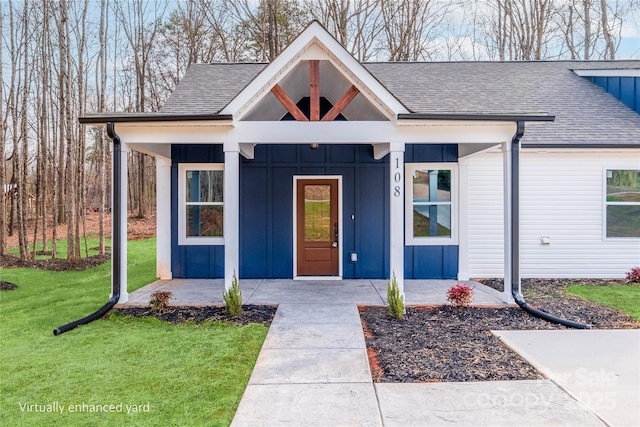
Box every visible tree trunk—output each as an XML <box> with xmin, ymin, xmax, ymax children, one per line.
<box><xmin>0</xmin><ymin>1</ymin><xmax>6</xmax><ymax>256</ymax></box>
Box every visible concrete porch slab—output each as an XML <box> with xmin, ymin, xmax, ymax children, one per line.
<box><xmin>125</xmin><ymin>278</ymin><xmax>505</xmax><ymax>307</ymax></box>
<box><xmin>375</xmin><ymin>380</ymin><xmax>604</xmax><ymax>426</ymax></box>
<box><xmin>371</xmin><ymin>279</ymin><xmax>506</xmax><ymax>306</ymax></box>
<box><xmin>248</xmin><ymin>348</ymin><xmax>371</xmax><ymax>384</ymax></box>
<box><xmin>231</xmin><ymin>383</ymin><xmax>382</xmax><ymax>427</ymax></box>
<box><xmin>245</xmin><ymin>279</ymin><xmax>385</xmax><ymax>305</ymax></box>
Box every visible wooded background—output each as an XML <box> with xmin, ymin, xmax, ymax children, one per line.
<box><xmin>1</xmin><ymin>0</ymin><xmax>638</xmax><ymax>261</ymax></box>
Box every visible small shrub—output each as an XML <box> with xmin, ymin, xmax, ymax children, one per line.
<box><xmin>626</xmin><ymin>267</ymin><xmax>640</xmax><ymax>283</ymax></box>
<box><xmin>447</xmin><ymin>283</ymin><xmax>474</xmax><ymax>307</ymax></box>
<box><xmin>149</xmin><ymin>290</ymin><xmax>172</xmax><ymax>313</ymax></box>
<box><xmin>387</xmin><ymin>273</ymin><xmax>404</xmax><ymax>319</ymax></box>
<box><xmin>223</xmin><ymin>272</ymin><xmax>243</xmax><ymax>317</ymax></box>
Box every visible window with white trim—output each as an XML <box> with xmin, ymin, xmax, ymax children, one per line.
<box><xmin>178</xmin><ymin>163</ymin><xmax>224</xmax><ymax>245</ymax></box>
<box><xmin>406</xmin><ymin>163</ymin><xmax>458</xmax><ymax>245</ymax></box>
<box><xmin>605</xmin><ymin>169</ymin><xmax>640</xmax><ymax>238</ymax></box>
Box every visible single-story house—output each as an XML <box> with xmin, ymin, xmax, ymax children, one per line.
<box><xmin>81</xmin><ymin>22</ymin><xmax>640</xmax><ymax>305</ymax></box>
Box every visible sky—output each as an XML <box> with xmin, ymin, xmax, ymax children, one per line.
<box><xmin>618</xmin><ymin>7</ymin><xmax>640</xmax><ymax>58</ymax></box>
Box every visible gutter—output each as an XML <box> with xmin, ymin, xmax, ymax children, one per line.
<box><xmin>509</xmin><ymin>121</ymin><xmax>590</xmax><ymax>330</ymax></box>
<box><xmin>79</xmin><ymin>113</ymin><xmax>233</xmax><ymax>125</ymax></box>
<box><xmin>54</xmin><ymin>122</ymin><xmax>123</xmax><ymax>335</ymax></box>
<box><xmin>398</xmin><ymin>113</ymin><xmax>555</xmax><ymax>122</ymax></box>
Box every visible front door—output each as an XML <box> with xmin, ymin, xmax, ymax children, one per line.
<box><xmin>296</xmin><ymin>178</ymin><xmax>339</xmax><ymax>276</ymax></box>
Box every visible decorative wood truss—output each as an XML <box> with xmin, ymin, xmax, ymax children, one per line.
<box><xmin>270</xmin><ymin>60</ymin><xmax>360</xmax><ymax>121</ymax></box>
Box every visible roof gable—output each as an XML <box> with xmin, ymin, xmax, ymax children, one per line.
<box><xmin>219</xmin><ymin>21</ymin><xmax>409</xmax><ymax>120</ymax></box>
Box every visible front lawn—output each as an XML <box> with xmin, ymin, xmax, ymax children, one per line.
<box><xmin>566</xmin><ymin>284</ymin><xmax>640</xmax><ymax>321</ymax></box>
<box><xmin>0</xmin><ymin>238</ymin><xmax>267</xmax><ymax>426</ymax></box>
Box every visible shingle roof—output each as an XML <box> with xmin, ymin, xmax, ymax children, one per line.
<box><xmin>161</xmin><ymin>60</ymin><xmax>640</xmax><ymax>146</ymax></box>
<box><xmin>160</xmin><ymin>63</ymin><xmax>267</xmax><ymax>115</ymax></box>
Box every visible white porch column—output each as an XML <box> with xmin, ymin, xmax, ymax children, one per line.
<box><xmin>457</xmin><ymin>157</ymin><xmax>470</xmax><ymax>281</ymax></box>
<box><xmin>389</xmin><ymin>142</ymin><xmax>405</xmax><ymax>296</ymax></box>
<box><xmin>156</xmin><ymin>156</ymin><xmax>172</xmax><ymax>280</ymax></box>
<box><xmin>502</xmin><ymin>141</ymin><xmax>515</xmax><ymax>304</ymax></box>
<box><xmin>114</xmin><ymin>141</ymin><xmax>129</xmax><ymax>303</ymax></box>
<box><xmin>223</xmin><ymin>142</ymin><xmax>240</xmax><ymax>290</ymax></box>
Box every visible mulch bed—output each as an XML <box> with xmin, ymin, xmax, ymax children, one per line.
<box><xmin>0</xmin><ymin>253</ymin><xmax>111</xmax><ymax>271</ymax></box>
<box><xmin>112</xmin><ymin>305</ymin><xmax>277</xmax><ymax>326</ymax></box>
<box><xmin>0</xmin><ymin>281</ymin><xmax>18</xmax><ymax>290</ymax></box>
<box><xmin>361</xmin><ymin>279</ymin><xmax>639</xmax><ymax>383</ymax></box>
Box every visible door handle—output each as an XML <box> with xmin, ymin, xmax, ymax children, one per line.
<box><xmin>334</xmin><ymin>222</ymin><xmax>338</xmax><ymax>238</ymax></box>
<box><xmin>332</xmin><ymin>241</ymin><xmax>338</xmax><ymax>248</ymax></box>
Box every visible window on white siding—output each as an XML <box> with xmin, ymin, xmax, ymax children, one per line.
<box><xmin>406</xmin><ymin>164</ymin><xmax>458</xmax><ymax>245</ymax></box>
<box><xmin>605</xmin><ymin>169</ymin><xmax>640</xmax><ymax>238</ymax></box>
<box><xmin>178</xmin><ymin>163</ymin><xmax>224</xmax><ymax>245</ymax></box>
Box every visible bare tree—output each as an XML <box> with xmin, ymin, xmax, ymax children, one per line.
<box><xmin>97</xmin><ymin>0</ymin><xmax>108</xmax><ymax>255</ymax></box>
<box><xmin>304</xmin><ymin>0</ymin><xmax>384</xmax><ymax>61</ymax></box>
<box><xmin>557</xmin><ymin>0</ymin><xmax>640</xmax><ymax>60</ymax></box>
<box><xmin>230</xmin><ymin>0</ymin><xmax>308</xmax><ymax>61</ymax></box>
<box><xmin>114</xmin><ymin>0</ymin><xmax>167</xmax><ymax>218</ymax></box>
<box><xmin>380</xmin><ymin>0</ymin><xmax>452</xmax><ymax>61</ymax></box>
<box><xmin>0</xmin><ymin>1</ymin><xmax>6</xmax><ymax>256</ymax></box>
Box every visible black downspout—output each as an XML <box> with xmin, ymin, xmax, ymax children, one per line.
<box><xmin>54</xmin><ymin>122</ymin><xmax>122</xmax><ymax>335</ymax></box>
<box><xmin>510</xmin><ymin>121</ymin><xmax>590</xmax><ymax>329</ymax></box>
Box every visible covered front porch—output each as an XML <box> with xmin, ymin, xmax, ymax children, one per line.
<box><xmin>122</xmin><ymin>279</ymin><xmax>506</xmax><ymax>307</ymax></box>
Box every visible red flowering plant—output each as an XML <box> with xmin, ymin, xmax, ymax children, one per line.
<box><xmin>446</xmin><ymin>283</ymin><xmax>474</xmax><ymax>307</ymax></box>
<box><xmin>626</xmin><ymin>267</ymin><xmax>640</xmax><ymax>283</ymax></box>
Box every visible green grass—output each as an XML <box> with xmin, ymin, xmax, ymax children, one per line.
<box><xmin>566</xmin><ymin>284</ymin><xmax>640</xmax><ymax>321</ymax></box>
<box><xmin>304</xmin><ymin>200</ymin><xmax>331</xmax><ymax>241</ymax></box>
<box><xmin>0</xmin><ymin>238</ymin><xmax>268</xmax><ymax>426</ymax></box>
<box><xmin>413</xmin><ymin>209</ymin><xmax>451</xmax><ymax>237</ymax></box>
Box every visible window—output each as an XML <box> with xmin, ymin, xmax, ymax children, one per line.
<box><xmin>406</xmin><ymin>164</ymin><xmax>457</xmax><ymax>245</ymax></box>
<box><xmin>178</xmin><ymin>164</ymin><xmax>224</xmax><ymax>245</ymax></box>
<box><xmin>605</xmin><ymin>169</ymin><xmax>640</xmax><ymax>238</ymax></box>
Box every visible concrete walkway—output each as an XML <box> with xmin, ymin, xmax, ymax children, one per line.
<box><xmin>125</xmin><ymin>279</ymin><xmax>637</xmax><ymax>426</ymax></box>
<box><xmin>231</xmin><ymin>301</ymin><xmax>607</xmax><ymax>427</ymax></box>
<box><xmin>232</xmin><ymin>303</ymin><xmax>381</xmax><ymax>426</ymax></box>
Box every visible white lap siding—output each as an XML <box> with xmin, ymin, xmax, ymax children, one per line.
<box><xmin>467</xmin><ymin>149</ymin><xmax>640</xmax><ymax>278</ymax></box>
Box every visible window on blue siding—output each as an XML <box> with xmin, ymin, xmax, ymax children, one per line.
<box><xmin>406</xmin><ymin>164</ymin><xmax>458</xmax><ymax>245</ymax></box>
<box><xmin>179</xmin><ymin>164</ymin><xmax>224</xmax><ymax>245</ymax></box>
<box><xmin>605</xmin><ymin>169</ymin><xmax>640</xmax><ymax>238</ymax></box>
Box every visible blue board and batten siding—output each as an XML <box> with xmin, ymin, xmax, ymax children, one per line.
<box><xmin>171</xmin><ymin>145</ymin><xmax>225</xmax><ymax>278</ymax></box>
<box><xmin>240</xmin><ymin>144</ymin><xmax>389</xmax><ymax>279</ymax></box>
<box><xmin>588</xmin><ymin>76</ymin><xmax>640</xmax><ymax>114</ymax></box>
<box><xmin>404</xmin><ymin>145</ymin><xmax>459</xmax><ymax>279</ymax></box>
<box><xmin>171</xmin><ymin>143</ymin><xmax>458</xmax><ymax>279</ymax></box>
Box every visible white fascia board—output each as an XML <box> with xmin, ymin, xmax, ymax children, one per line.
<box><xmin>116</xmin><ymin>123</ymin><xmax>232</xmax><ymax>144</ymax></box>
<box><xmin>229</xmin><ymin>121</ymin><xmax>517</xmax><ymax>145</ymax></box>
<box><xmin>221</xmin><ymin>21</ymin><xmax>408</xmax><ymax>119</ymax></box>
<box><xmin>573</xmin><ymin>68</ymin><xmax>640</xmax><ymax>77</ymax></box>
<box><xmin>522</xmin><ymin>147</ymin><xmax>640</xmax><ymax>154</ymax></box>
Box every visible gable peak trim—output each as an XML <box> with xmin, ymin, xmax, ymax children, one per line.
<box><xmin>221</xmin><ymin>21</ymin><xmax>408</xmax><ymax>120</ymax></box>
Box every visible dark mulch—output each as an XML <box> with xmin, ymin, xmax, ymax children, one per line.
<box><xmin>112</xmin><ymin>305</ymin><xmax>277</xmax><ymax>326</ymax></box>
<box><xmin>0</xmin><ymin>281</ymin><xmax>18</xmax><ymax>291</ymax></box>
<box><xmin>361</xmin><ymin>279</ymin><xmax>640</xmax><ymax>383</ymax></box>
<box><xmin>479</xmin><ymin>278</ymin><xmax>639</xmax><ymax>328</ymax></box>
<box><xmin>0</xmin><ymin>253</ymin><xmax>110</xmax><ymax>271</ymax></box>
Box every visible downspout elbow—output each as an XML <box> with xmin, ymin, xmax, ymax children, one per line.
<box><xmin>509</xmin><ymin>121</ymin><xmax>590</xmax><ymax>330</ymax></box>
<box><xmin>54</xmin><ymin>122</ymin><xmax>123</xmax><ymax>335</ymax></box>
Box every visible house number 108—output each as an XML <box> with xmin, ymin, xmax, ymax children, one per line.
<box><xmin>393</xmin><ymin>157</ymin><xmax>401</xmax><ymax>197</ymax></box>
